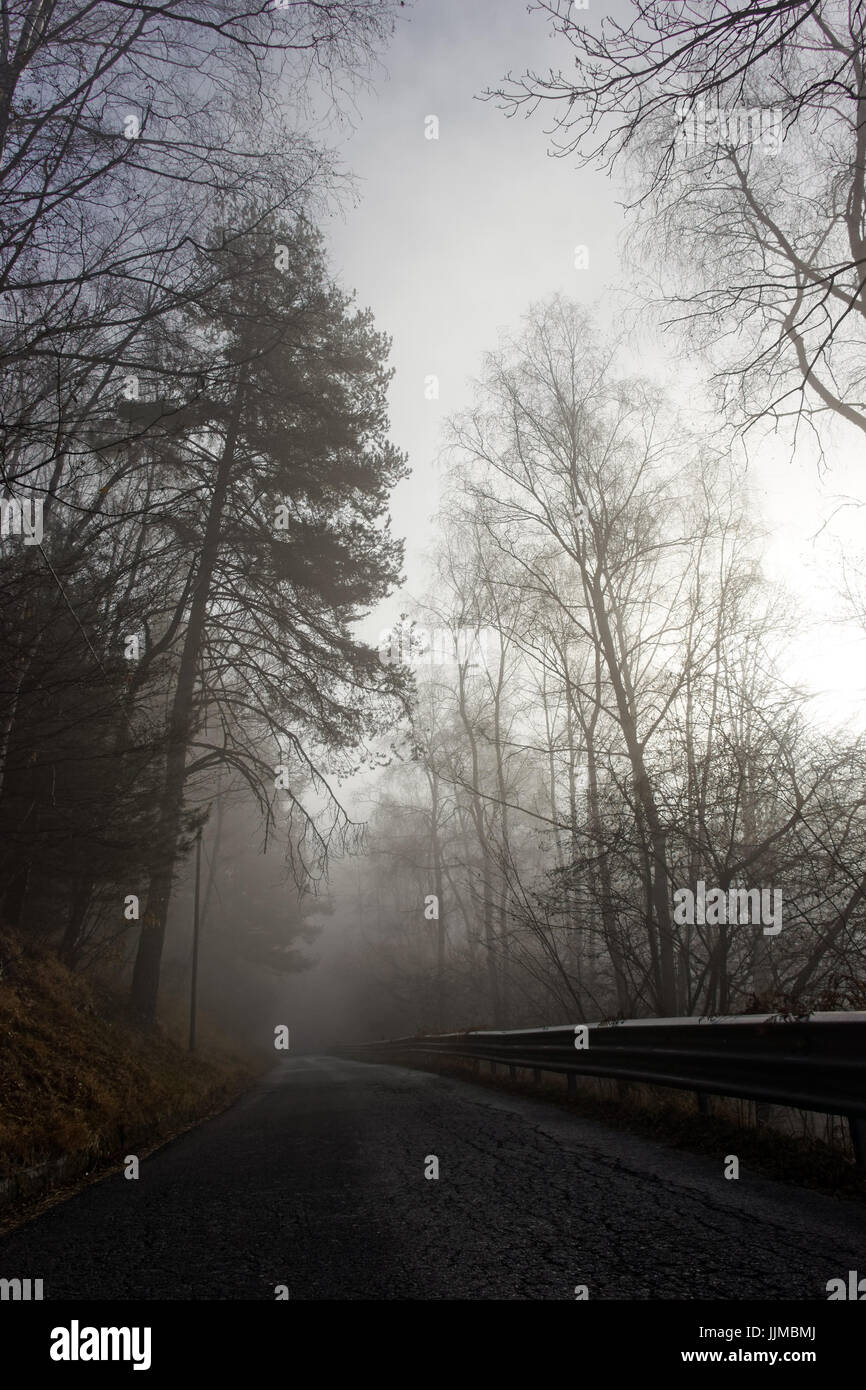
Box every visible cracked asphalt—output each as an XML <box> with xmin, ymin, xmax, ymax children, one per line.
<box><xmin>1</xmin><ymin>1055</ymin><xmax>864</xmax><ymax>1300</ymax></box>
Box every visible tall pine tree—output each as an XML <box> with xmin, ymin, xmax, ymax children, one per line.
<box><xmin>130</xmin><ymin>214</ymin><xmax>407</xmax><ymax>1021</ymax></box>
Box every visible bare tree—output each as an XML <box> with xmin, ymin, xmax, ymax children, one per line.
<box><xmin>489</xmin><ymin>0</ymin><xmax>866</xmax><ymax>449</ymax></box>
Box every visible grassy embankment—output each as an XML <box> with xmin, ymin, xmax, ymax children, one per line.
<box><xmin>0</xmin><ymin>929</ymin><xmax>265</xmax><ymax>1228</ymax></box>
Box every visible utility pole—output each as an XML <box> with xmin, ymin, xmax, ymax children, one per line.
<box><xmin>189</xmin><ymin>827</ymin><xmax>202</xmax><ymax>1052</ymax></box>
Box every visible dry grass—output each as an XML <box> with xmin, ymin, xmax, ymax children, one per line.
<box><xmin>0</xmin><ymin>928</ymin><xmax>262</xmax><ymax>1184</ymax></box>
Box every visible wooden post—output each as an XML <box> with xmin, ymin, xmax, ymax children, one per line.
<box><xmin>188</xmin><ymin>827</ymin><xmax>202</xmax><ymax>1052</ymax></box>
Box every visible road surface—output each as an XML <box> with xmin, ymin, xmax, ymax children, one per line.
<box><xmin>1</xmin><ymin>1056</ymin><xmax>864</xmax><ymax>1299</ymax></box>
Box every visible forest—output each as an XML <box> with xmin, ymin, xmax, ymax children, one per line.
<box><xmin>2</xmin><ymin>0</ymin><xmax>865</xmax><ymax>1054</ymax></box>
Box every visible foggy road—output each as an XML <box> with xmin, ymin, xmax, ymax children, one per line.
<box><xmin>2</xmin><ymin>1057</ymin><xmax>864</xmax><ymax>1300</ymax></box>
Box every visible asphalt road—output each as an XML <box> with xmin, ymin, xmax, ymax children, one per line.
<box><xmin>1</xmin><ymin>1056</ymin><xmax>864</xmax><ymax>1300</ymax></box>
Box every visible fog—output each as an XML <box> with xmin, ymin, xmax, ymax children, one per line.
<box><xmin>4</xmin><ymin>0</ymin><xmax>866</xmax><ymax>1055</ymax></box>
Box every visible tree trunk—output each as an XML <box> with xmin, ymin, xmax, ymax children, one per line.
<box><xmin>130</xmin><ymin>375</ymin><xmax>246</xmax><ymax>1021</ymax></box>
<box><xmin>429</xmin><ymin>768</ymin><xmax>446</xmax><ymax>1031</ymax></box>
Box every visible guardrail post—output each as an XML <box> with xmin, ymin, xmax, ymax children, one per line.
<box><xmin>849</xmin><ymin>1116</ymin><xmax>866</xmax><ymax>1170</ymax></box>
<box><xmin>335</xmin><ymin>1016</ymin><xmax>866</xmax><ymax>1169</ymax></box>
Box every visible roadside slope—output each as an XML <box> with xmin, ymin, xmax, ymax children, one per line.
<box><xmin>0</xmin><ymin>929</ymin><xmax>261</xmax><ymax>1225</ymax></box>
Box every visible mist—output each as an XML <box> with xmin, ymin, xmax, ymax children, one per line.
<box><xmin>3</xmin><ymin>0</ymin><xmax>866</xmax><ymax>1331</ymax></box>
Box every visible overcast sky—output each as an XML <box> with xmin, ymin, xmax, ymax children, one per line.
<box><xmin>321</xmin><ymin>0</ymin><xmax>866</xmax><ymax>730</ymax></box>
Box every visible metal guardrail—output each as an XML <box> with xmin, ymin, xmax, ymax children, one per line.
<box><xmin>335</xmin><ymin>1012</ymin><xmax>866</xmax><ymax>1167</ymax></box>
